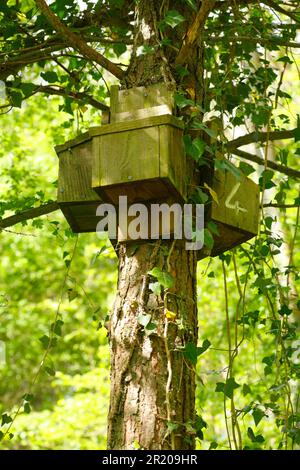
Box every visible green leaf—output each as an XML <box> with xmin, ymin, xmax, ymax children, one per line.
<box><xmin>19</xmin><ymin>83</ymin><xmax>36</xmax><ymax>98</ymax></box>
<box><xmin>52</xmin><ymin>319</ymin><xmax>64</xmax><ymax>336</ymax></box>
<box><xmin>204</xmin><ymin>228</ymin><xmax>214</xmax><ymax>250</ymax></box>
<box><xmin>216</xmin><ymin>377</ymin><xmax>240</xmax><ymax>399</ymax></box>
<box><xmin>276</xmin><ymin>55</ymin><xmax>293</xmax><ymax>64</ymax></box>
<box><xmin>185</xmin><ymin>0</ymin><xmax>197</xmax><ymax>11</ymax></box>
<box><xmin>10</xmin><ymin>90</ymin><xmax>23</xmax><ymax>108</ymax></box>
<box><xmin>1</xmin><ymin>413</ymin><xmax>13</xmax><ymax>426</ymax></box>
<box><xmin>148</xmin><ymin>267</ymin><xmax>174</xmax><ymax>289</ymax></box>
<box><xmin>190</xmin><ymin>187</ymin><xmax>209</xmax><ymax>204</ymax></box>
<box><xmin>247</xmin><ymin>427</ymin><xmax>265</xmax><ymax>443</ymax></box>
<box><xmin>259</xmin><ymin>169</ymin><xmax>276</xmax><ymax>189</ymax></box>
<box><xmin>239</xmin><ymin>162</ymin><xmax>255</xmax><ymax>176</ymax></box>
<box><xmin>163</xmin><ymin>10</ymin><xmax>185</xmax><ymax>29</ymax></box>
<box><xmin>145</xmin><ymin>322</ymin><xmax>157</xmax><ymax>331</ymax></box>
<box><xmin>22</xmin><ymin>393</ymin><xmax>34</xmax><ymax>402</ymax></box>
<box><xmin>45</xmin><ymin>366</ymin><xmax>56</xmax><ymax>377</ymax></box>
<box><xmin>174</xmin><ymin>94</ymin><xmax>194</xmax><ymax>109</ymax></box>
<box><xmin>112</xmin><ymin>43</ymin><xmax>127</xmax><ymax>56</ymax></box>
<box><xmin>149</xmin><ymin>282</ymin><xmax>161</xmax><ymax>295</ymax></box>
<box><xmin>39</xmin><ymin>335</ymin><xmax>57</xmax><ymax>350</ymax></box>
<box><xmin>264</xmin><ymin>216</ymin><xmax>273</xmax><ymax>230</ymax></box>
<box><xmin>197</xmin><ymin>339</ymin><xmax>211</xmax><ymax>356</ymax></box>
<box><xmin>278</xmin><ymin>304</ymin><xmax>292</xmax><ymax>316</ymax></box>
<box><xmin>209</xmin><ymin>441</ymin><xmax>218</xmax><ymax>450</ymax></box>
<box><xmin>242</xmin><ymin>384</ymin><xmax>252</xmax><ymax>396</ymax></box>
<box><xmin>195</xmin><ymin>415</ymin><xmax>207</xmax><ymax>440</ymax></box>
<box><xmin>39</xmin><ymin>335</ymin><xmax>51</xmax><ymax>349</ymax></box>
<box><xmin>183</xmin><ymin>342</ymin><xmax>199</xmax><ymax>365</ymax></box>
<box><xmin>253</xmin><ymin>408</ymin><xmax>265</xmax><ymax>427</ymax></box>
<box><xmin>67</xmin><ymin>289</ymin><xmax>78</xmax><ymax>302</ymax></box>
<box><xmin>41</xmin><ymin>71</ymin><xmax>59</xmax><ymax>83</ymax></box>
<box><xmin>23</xmin><ymin>402</ymin><xmax>31</xmax><ymax>414</ymax></box>
<box><xmin>183</xmin><ymin>340</ymin><xmax>211</xmax><ymax>365</ymax></box>
<box><xmin>207</xmin><ymin>221</ymin><xmax>219</xmax><ymax>236</ymax></box>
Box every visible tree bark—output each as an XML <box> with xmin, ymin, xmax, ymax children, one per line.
<box><xmin>107</xmin><ymin>242</ymin><xmax>198</xmax><ymax>450</ymax></box>
<box><xmin>107</xmin><ymin>0</ymin><xmax>201</xmax><ymax>450</ymax></box>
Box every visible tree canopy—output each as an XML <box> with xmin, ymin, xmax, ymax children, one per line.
<box><xmin>0</xmin><ymin>0</ymin><xmax>300</xmax><ymax>451</ymax></box>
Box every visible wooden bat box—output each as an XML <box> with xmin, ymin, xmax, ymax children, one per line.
<box><xmin>55</xmin><ymin>83</ymin><xmax>259</xmax><ymax>256</ymax></box>
<box><xmin>92</xmin><ymin>84</ymin><xmax>187</xmax><ymax>205</ymax></box>
<box><xmin>55</xmin><ymin>133</ymin><xmax>102</xmax><ymax>233</ymax></box>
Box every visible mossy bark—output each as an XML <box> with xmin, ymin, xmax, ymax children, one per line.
<box><xmin>107</xmin><ymin>242</ymin><xmax>198</xmax><ymax>449</ymax></box>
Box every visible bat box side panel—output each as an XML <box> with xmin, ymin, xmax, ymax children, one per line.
<box><xmin>56</xmin><ymin>139</ymin><xmax>101</xmax><ymax>233</ymax></box>
<box><xmin>211</xmin><ymin>169</ymin><xmax>260</xmax><ymax>236</ymax></box>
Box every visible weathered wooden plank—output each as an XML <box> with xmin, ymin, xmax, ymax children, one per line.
<box><xmin>112</xmin><ymin>104</ymin><xmax>172</xmax><ymax>123</ymax></box>
<box><xmin>57</xmin><ymin>141</ymin><xmax>100</xmax><ymax>203</ymax></box>
<box><xmin>110</xmin><ymin>83</ymin><xmax>175</xmax><ymax>122</ymax></box>
<box><xmin>89</xmin><ymin>114</ymin><xmax>184</xmax><ymax>139</ymax></box>
<box><xmin>98</xmin><ymin>126</ymin><xmax>160</xmax><ymax>189</ymax></box>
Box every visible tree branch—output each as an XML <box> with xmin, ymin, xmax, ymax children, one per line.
<box><xmin>227</xmin><ymin>128</ymin><xmax>296</xmax><ymax>149</ymax></box>
<box><xmin>263</xmin><ymin>202</ymin><xmax>300</xmax><ymax>208</ymax></box>
<box><xmin>34</xmin><ymin>0</ymin><xmax>125</xmax><ymax>80</ymax></box>
<box><xmin>205</xmin><ymin>34</ymin><xmax>300</xmax><ymax>49</ymax></box>
<box><xmin>230</xmin><ymin>148</ymin><xmax>300</xmax><ymax>179</ymax></box>
<box><xmin>33</xmin><ymin>85</ymin><xmax>109</xmax><ymax>111</ymax></box>
<box><xmin>262</xmin><ymin>0</ymin><xmax>300</xmax><ymax>24</ymax></box>
<box><xmin>176</xmin><ymin>0</ymin><xmax>217</xmax><ymax>65</ymax></box>
<box><xmin>0</xmin><ymin>202</ymin><xmax>60</xmax><ymax>230</ymax></box>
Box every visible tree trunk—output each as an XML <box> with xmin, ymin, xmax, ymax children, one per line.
<box><xmin>107</xmin><ymin>0</ymin><xmax>201</xmax><ymax>450</ymax></box>
<box><xmin>107</xmin><ymin>241</ymin><xmax>198</xmax><ymax>450</ymax></box>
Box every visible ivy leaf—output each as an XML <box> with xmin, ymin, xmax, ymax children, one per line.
<box><xmin>278</xmin><ymin>304</ymin><xmax>292</xmax><ymax>316</ymax></box>
<box><xmin>163</xmin><ymin>10</ymin><xmax>185</xmax><ymax>29</ymax></box>
<box><xmin>41</xmin><ymin>71</ymin><xmax>59</xmax><ymax>83</ymax></box>
<box><xmin>183</xmin><ymin>340</ymin><xmax>211</xmax><ymax>365</ymax></box>
<box><xmin>204</xmin><ymin>229</ymin><xmax>214</xmax><ymax>250</ymax></box>
<box><xmin>1</xmin><ymin>413</ymin><xmax>13</xmax><ymax>426</ymax></box>
<box><xmin>10</xmin><ymin>89</ymin><xmax>23</xmax><ymax>108</ymax></box>
<box><xmin>190</xmin><ymin>187</ymin><xmax>209</xmax><ymax>204</ymax></box>
<box><xmin>247</xmin><ymin>427</ymin><xmax>265</xmax><ymax>443</ymax></box>
<box><xmin>175</xmin><ymin>94</ymin><xmax>194</xmax><ymax>109</ymax></box>
<box><xmin>148</xmin><ymin>267</ymin><xmax>174</xmax><ymax>289</ymax></box>
<box><xmin>216</xmin><ymin>377</ymin><xmax>240</xmax><ymax>399</ymax></box>
<box><xmin>195</xmin><ymin>415</ymin><xmax>207</xmax><ymax>440</ymax></box>
<box><xmin>209</xmin><ymin>441</ymin><xmax>218</xmax><ymax>450</ymax></box>
<box><xmin>242</xmin><ymin>384</ymin><xmax>252</xmax><ymax>396</ymax></box>
<box><xmin>112</xmin><ymin>43</ymin><xmax>127</xmax><ymax>56</ymax></box>
<box><xmin>239</xmin><ymin>162</ymin><xmax>255</xmax><ymax>176</ymax></box>
<box><xmin>67</xmin><ymin>288</ymin><xmax>78</xmax><ymax>302</ymax></box>
<box><xmin>207</xmin><ymin>221</ymin><xmax>219</xmax><ymax>236</ymax></box>
<box><xmin>39</xmin><ymin>335</ymin><xmax>57</xmax><ymax>350</ymax></box>
<box><xmin>22</xmin><ymin>393</ymin><xmax>34</xmax><ymax>402</ymax></box>
<box><xmin>252</xmin><ymin>408</ymin><xmax>265</xmax><ymax>427</ymax></box>
<box><xmin>45</xmin><ymin>366</ymin><xmax>56</xmax><ymax>377</ymax></box>
<box><xmin>276</xmin><ymin>55</ymin><xmax>293</xmax><ymax>64</ymax></box>
<box><xmin>149</xmin><ymin>282</ymin><xmax>161</xmax><ymax>295</ymax></box>
<box><xmin>52</xmin><ymin>319</ymin><xmax>64</xmax><ymax>336</ymax></box>
<box><xmin>23</xmin><ymin>402</ymin><xmax>31</xmax><ymax>414</ymax></box>
<box><xmin>39</xmin><ymin>335</ymin><xmax>51</xmax><ymax>349</ymax></box>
